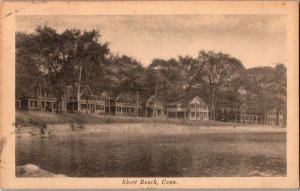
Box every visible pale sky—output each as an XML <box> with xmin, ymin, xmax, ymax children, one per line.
<box><xmin>16</xmin><ymin>15</ymin><xmax>286</xmax><ymax>68</ymax></box>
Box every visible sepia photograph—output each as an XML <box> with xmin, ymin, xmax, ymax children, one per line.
<box><xmin>15</xmin><ymin>14</ymin><xmax>287</xmax><ymax>178</ymax></box>
<box><xmin>0</xmin><ymin>0</ymin><xmax>298</xmax><ymax>189</ymax></box>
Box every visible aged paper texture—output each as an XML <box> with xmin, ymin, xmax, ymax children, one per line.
<box><xmin>0</xmin><ymin>0</ymin><xmax>299</xmax><ymax>189</ymax></box>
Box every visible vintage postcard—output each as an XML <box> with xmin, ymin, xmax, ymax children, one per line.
<box><xmin>0</xmin><ymin>0</ymin><xmax>299</xmax><ymax>189</ymax></box>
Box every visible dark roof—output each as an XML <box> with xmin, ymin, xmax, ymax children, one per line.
<box><xmin>240</xmin><ymin>103</ymin><xmax>263</xmax><ymax>114</ymax></box>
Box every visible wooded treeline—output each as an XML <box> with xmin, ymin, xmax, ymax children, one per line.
<box><xmin>16</xmin><ymin>26</ymin><xmax>287</xmax><ymax>121</ymax></box>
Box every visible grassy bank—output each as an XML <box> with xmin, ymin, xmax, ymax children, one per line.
<box><xmin>16</xmin><ymin>111</ymin><xmax>270</xmax><ymax>128</ymax></box>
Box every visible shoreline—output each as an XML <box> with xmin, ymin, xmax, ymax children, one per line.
<box><xmin>16</xmin><ymin>122</ymin><xmax>286</xmax><ymax>139</ymax></box>
<box><xmin>15</xmin><ymin>111</ymin><xmax>286</xmax><ymax>138</ymax></box>
<box><xmin>16</xmin><ymin>111</ymin><xmax>286</xmax><ymax>126</ymax></box>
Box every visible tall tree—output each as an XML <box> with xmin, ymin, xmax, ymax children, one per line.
<box><xmin>198</xmin><ymin>50</ymin><xmax>244</xmax><ymax>120</ymax></box>
<box><xmin>32</xmin><ymin>26</ymin><xmax>109</xmax><ymax>113</ymax></box>
<box><xmin>147</xmin><ymin>58</ymin><xmax>183</xmax><ymax>104</ymax></box>
<box><xmin>107</xmin><ymin>54</ymin><xmax>146</xmax><ymax>93</ymax></box>
<box><xmin>246</xmin><ymin>64</ymin><xmax>286</xmax><ymax>124</ymax></box>
<box><xmin>272</xmin><ymin>64</ymin><xmax>287</xmax><ymax>125</ymax></box>
<box><xmin>177</xmin><ymin>55</ymin><xmax>199</xmax><ymax>90</ymax></box>
<box><xmin>16</xmin><ymin>32</ymin><xmax>45</xmax><ymax>98</ymax></box>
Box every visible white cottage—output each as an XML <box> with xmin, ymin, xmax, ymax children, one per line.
<box><xmin>187</xmin><ymin>96</ymin><xmax>209</xmax><ymax>121</ymax></box>
<box><xmin>166</xmin><ymin>95</ymin><xmax>209</xmax><ymax>121</ymax></box>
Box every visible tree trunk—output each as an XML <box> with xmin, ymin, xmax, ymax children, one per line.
<box><xmin>276</xmin><ymin>107</ymin><xmax>280</xmax><ymax>126</ymax></box>
<box><xmin>213</xmin><ymin>90</ymin><xmax>218</xmax><ymax>121</ymax></box>
<box><xmin>56</xmin><ymin>99</ymin><xmax>59</xmax><ymax>114</ymax></box>
<box><xmin>56</xmin><ymin>97</ymin><xmax>62</xmax><ymax>114</ymax></box>
<box><xmin>86</xmin><ymin>98</ymin><xmax>88</xmax><ymax>115</ymax></box>
<box><xmin>209</xmin><ymin>85</ymin><xmax>213</xmax><ymax>120</ymax></box>
<box><xmin>164</xmin><ymin>87</ymin><xmax>169</xmax><ymax>119</ymax></box>
<box><xmin>136</xmin><ymin>91</ymin><xmax>139</xmax><ymax>117</ymax></box>
<box><xmin>211</xmin><ymin>90</ymin><xmax>216</xmax><ymax>121</ymax></box>
<box><xmin>235</xmin><ymin>102</ymin><xmax>238</xmax><ymax>122</ymax></box>
<box><xmin>56</xmin><ymin>90</ymin><xmax>62</xmax><ymax>114</ymax></box>
<box><xmin>108</xmin><ymin>98</ymin><xmax>111</xmax><ymax>115</ymax></box>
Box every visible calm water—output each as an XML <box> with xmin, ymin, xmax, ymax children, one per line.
<box><xmin>16</xmin><ymin>131</ymin><xmax>286</xmax><ymax>177</ymax></box>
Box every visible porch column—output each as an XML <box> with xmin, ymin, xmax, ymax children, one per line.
<box><xmin>51</xmin><ymin>102</ymin><xmax>53</xmax><ymax>112</ymax></box>
<box><xmin>145</xmin><ymin>107</ymin><xmax>148</xmax><ymax>117</ymax></box>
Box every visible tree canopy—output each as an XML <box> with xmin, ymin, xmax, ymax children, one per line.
<box><xmin>16</xmin><ymin>26</ymin><xmax>286</xmax><ymax>120</ymax></box>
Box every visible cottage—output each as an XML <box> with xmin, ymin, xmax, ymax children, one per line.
<box><xmin>166</xmin><ymin>96</ymin><xmax>209</xmax><ymax>121</ymax></box>
<box><xmin>67</xmin><ymin>95</ymin><xmax>105</xmax><ymax>115</ymax></box>
<box><xmin>105</xmin><ymin>92</ymin><xmax>140</xmax><ymax>116</ymax></box>
<box><xmin>217</xmin><ymin>104</ymin><xmax>240</xmax><ymax>122</ymax></box>
<box><xmin>145</xmin><ymin>95</ymin><xmax>165</xmax><ymax>117</ymax></box>
<box><xmin>239</xmin><ymin>104</ymin><xmax>262</xmax><ymax>124</ymax></box>
<box><xmin>266</xmin><ymin>108</ymin><xmax>284</xmax><ymax>126</ymax></box>
<box><xmin>166</xmin><ymin>102</ymin><xmax>187</xmax><ymax>119</ymax></box>
<box><xmin>66</xmin><ymin>86</ymin><xmax>105</xmax><ymax>115</ymax></box>
<box><xmin>187</xmin><ymin>96</ymin><xmax>209</xmax><ymax>120</ymax></box>
<box><xmin>17</xmin><ymin>86</ymin><xmax>68</xmax><ymax>113</ymax></box>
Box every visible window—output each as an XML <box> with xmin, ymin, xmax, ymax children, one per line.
<box><xmin>41</xmin><ymin>101</ymin><xmax>45</xmax><ymax>108</ymax></box>
<box><xmin>117</xmin><ymin>107</ymin><xmax>121</xmax><ymax>112</ymax></box>
<box><xmin>29</xmin><ymin>100</ymin><xmax>36</xmax><ymax>108</ymax></box>
<box><xmin>96</xmin><ymin>105</ymin><xmax>104</xmax><ymax>111</ymax></box>
<box><xmin>196</xmin><ymin>112</ymin><xmax>199</xmax><ymax>118</ymax></box>
<box><xmin>191</xmin><ymin>112</ymin><xmax>195</xmax><ymax>118</ymax></box>
<box><xmin>81</xmin><ymin>104</ymin><xmax>86</xmax><ymax>109</ymax></box>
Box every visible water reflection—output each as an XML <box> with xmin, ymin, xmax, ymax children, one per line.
<box><xmin>16</xmin><ymin>132</ymin><xmax>286</xmax><ymax>177</ymax></box>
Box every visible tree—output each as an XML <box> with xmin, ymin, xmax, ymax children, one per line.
<box><xmin>272</xmin><ymin>64</ymin><xmax>287</xmax><ymax>124</ymax></box>
<box><xmin>177</xmin><ymin>55</ymin><xmax>202</xmax><ymax>118</ymax></box>
<box><xmin>198</xmin><ymin>50</ymin><xmax>244</xmax><ymax>120</ymax></box>
<box><xmin>245</xmin><ymin>64</ymin><xmax>286</xmax><ymax>124</ymax></box>
<box><xmin>177</xmin><ymin>55</ymin><xmax>199</xmax><ymax>90</ymax></box>
<box><xmin>16</xmin><ymin>32</ymin><xmax>45</xmax><ymax>98</ymax></box>
<box><xmin>147</xmin><ymin>58</ymin><xmax>183</xmax><ymax>105</ymax></box>
<box><xmin>32</xmin><ymin>26</ymin><xmax>109</xmax><ymax>113</ymax></box>
<box><xmin>112</xmin><ymin>55</ymin><xmax>146</xmax><ymax>92</ymax></box>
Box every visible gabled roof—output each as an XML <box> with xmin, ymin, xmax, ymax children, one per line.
<box><xmin>168</xmin><ymin>95</ymin><xmax>207</xmax><ymax>106</ymax></box>
<box><xmin>189</xmin><ymin>95</ymin><xmax>207</xmax><ymax>105</ymax></box>
<box><xmin>116</xmin><ymin>92</ymin><xmax>131</xmax><ymax>101</ymax></box>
